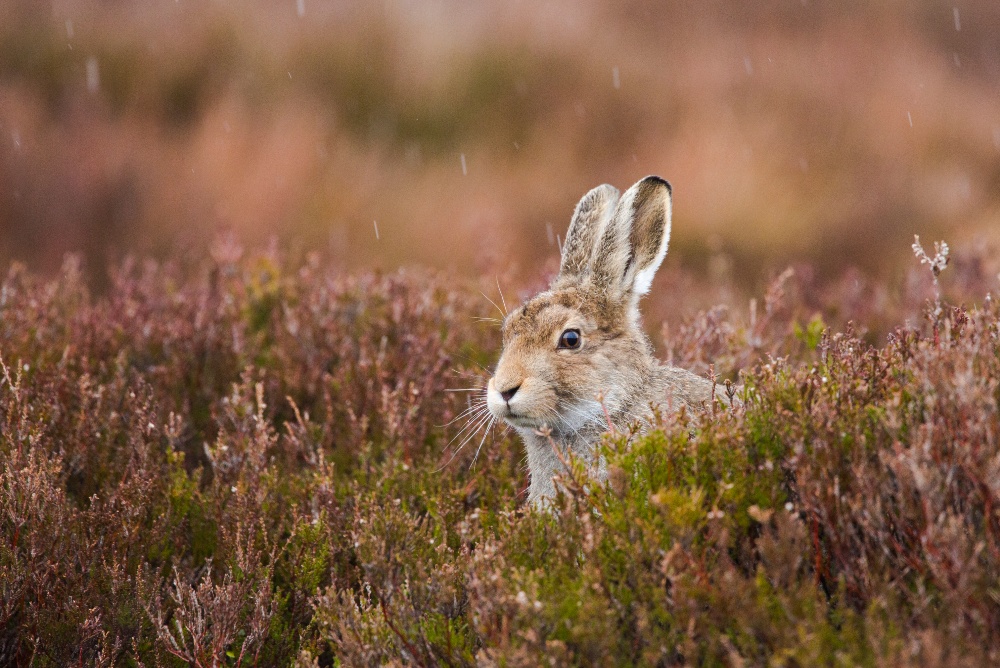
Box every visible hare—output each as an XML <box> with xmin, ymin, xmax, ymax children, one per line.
<box><xmin>486</xmin><ymin>176</ymin><xmax>718</xmax><ymax>506</ymax></box>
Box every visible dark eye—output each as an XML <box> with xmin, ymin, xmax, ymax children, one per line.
<box><xmin>558</xmin><ymin>329</ymin><xmax>582</xmax><ymax>350</ymax></box>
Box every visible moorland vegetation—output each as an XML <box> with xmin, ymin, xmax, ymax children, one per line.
<box><xmin>2</xmin><ymin>237</ymin><xmax>999</xmax><ymax>665</ymax></box>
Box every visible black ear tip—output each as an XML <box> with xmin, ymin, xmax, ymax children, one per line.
<box><xmin>640</xmin><ymin>175</ymin><xmax>671</xmax><ymax>195</ymax></box>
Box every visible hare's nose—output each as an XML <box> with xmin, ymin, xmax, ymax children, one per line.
<box><xmin>500</xmin><ymin>385</ymin><xmax>520</xmax><ymax>402</ymax></box>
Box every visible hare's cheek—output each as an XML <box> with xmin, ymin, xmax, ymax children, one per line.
<box><xmin>555</xmin><ymin>349</ymin><xmax>595</xmax><ymax>379</ymax></box>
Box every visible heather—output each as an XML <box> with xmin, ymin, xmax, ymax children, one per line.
<box><xmin>0</xmin><ymin>240</ymin><xmax>998</xmax><ymax>666</ymax></box>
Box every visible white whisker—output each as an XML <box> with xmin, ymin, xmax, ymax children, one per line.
<box><xmin>480</xmin><ymin>291</ymin><xmax>506</xmax><ymax>319</ymax></box>
<box><xmin>495</xmin><ymin>277</ymin><xmax>509</xmax><ymax>315</ymax></box>
<box><xmin>438</xmin><ymin>400</ymin><xmax>488</xmax><ymax>428</ymax></box>
<box><xmin>468</xmin><ymin>416</ymin><xmax>496</xmax><ymax>471</ymax></box>
<box><xmin>447</xmin><ymin>409</ymin><xmax>493</xmax><ymax>453</ymax></box>
<box><xmin>442</xmin><ymin>406</ymin><xmax>491</xmax><ymax>442</ymax></box>
<box><xmin>452</xmin><ymin>353</ymin><xmax>495</xmax><ymax>378</ymax></box>
<box><xmin>435</xmin><ymin>411</ymin><xmax>494</xmax><ymax>472</ymax></box>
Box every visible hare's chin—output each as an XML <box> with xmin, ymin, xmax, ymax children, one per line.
<box><xmin>503</xmin><ymin>414</ymin><xmax>544</xmax><ymax>430</ymax></box>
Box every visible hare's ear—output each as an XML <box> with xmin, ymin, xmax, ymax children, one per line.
<box><xmin>557</xmin><ymin>184</ymin><xmax>620</xmax><ymax>281</ymax></box>
<box><xmin>592</xmin><ymin>175</ymin><xmax>671</xmax><ymax>297</ymax></box>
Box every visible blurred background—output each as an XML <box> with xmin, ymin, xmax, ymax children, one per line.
<box><xmin>2</xmin><ymin>0</ymin><xmax>999</xmax><ymax>291</ymax></box>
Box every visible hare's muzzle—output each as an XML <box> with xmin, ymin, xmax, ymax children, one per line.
<box><xmin>487</xmin><ymin>374</ymin><xmax>524</xmax><ymax>420</ymax></box>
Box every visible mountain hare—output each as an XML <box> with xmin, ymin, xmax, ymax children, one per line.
<box><xmin>486</xmin><ymin>176</ymin><xmax>719</xmax><ymax>506</ymax></box>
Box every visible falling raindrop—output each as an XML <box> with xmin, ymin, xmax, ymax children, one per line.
<box><xmin>907</xmin><ymin>111</ymin><xmax>913</xmax><ymax>128</ymax></box>
<box><xmin>953</xmin><ymin>7</ymin><xmax>961</xmax><ymax>31</ymax></box>
<box><xmin>460</xmin><ymin>153</ymin><xmax>467</xmax><ymax>175</ymax></box>
<box><xmin>12</xmin><ymin>131</ymin><xmax>21</xmax><ymax>151</ymax></box>
<box><xmin>373</xmin><ymin>220</ymin><xmax>380</xmax><ymax>240</ymax></box>
<box><xmin>297</xmin><ymin>0</ymin><xmax>306</xmax><ymax>18</ymax></box>
<box><xmin>612</xmin><ymin>66</ymin><xmax>620</xmax><ymax>89</ymax></box>
<box><xmin>86</xmin><ymin>57</ymin><xmax>100</xmax><ymax>93</ymax></box>
<box><xmin>743</xmin><ymin>56</ymin><xmax>753</xmax><ymax>75</ymax></box>
<box><xmin>545</xmin><ymin>222</ymin><xmax>554</xmax><ymax>246</ymax></box>
<box><xmin>65</xmin><ymin>20</ymin><xmax>74</xmax><ymax>39</ymax></box>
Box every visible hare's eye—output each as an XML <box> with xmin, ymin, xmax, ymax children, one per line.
<box><xmin>557</xmin><ymin>329</ymin><xmax>582</xmax><ymax>350</ymax></box>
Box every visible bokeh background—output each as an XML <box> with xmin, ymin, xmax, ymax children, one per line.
<box><xmin>2</xmin><ymin>0</ymin><xmax>999</xmax><ymax>290</ymax></box>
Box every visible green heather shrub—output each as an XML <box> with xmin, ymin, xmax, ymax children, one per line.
<box><xmin>1</xmin><ymin>244</ymin><xmax>999</xmax><ymax>665</ymax></box>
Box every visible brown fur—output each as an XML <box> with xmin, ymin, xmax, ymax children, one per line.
<box><xmin>487</xmin><ymin>176</ymin><xmax>717</xmax><ymax>506</ymax></box>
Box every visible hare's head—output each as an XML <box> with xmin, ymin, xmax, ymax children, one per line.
<box><xmin>487</xmin><ymin>176</ymin><xmax>672</xmax><ymax>435</ymax></box>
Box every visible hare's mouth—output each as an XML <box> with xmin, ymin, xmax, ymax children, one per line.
<box><xmin>506</xmin><ymin>414</ymin><xmax>579</xmax><ymax>436</ymax></box>
<box><xmin>503</xmin><ymin>412</ymin><xmax>550</xmax><ymax>431</ymax></box>
<box><xmin>503</xmin><ymin>412</ymin><xmax>536</xmax><ymax>428</ymax></box>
